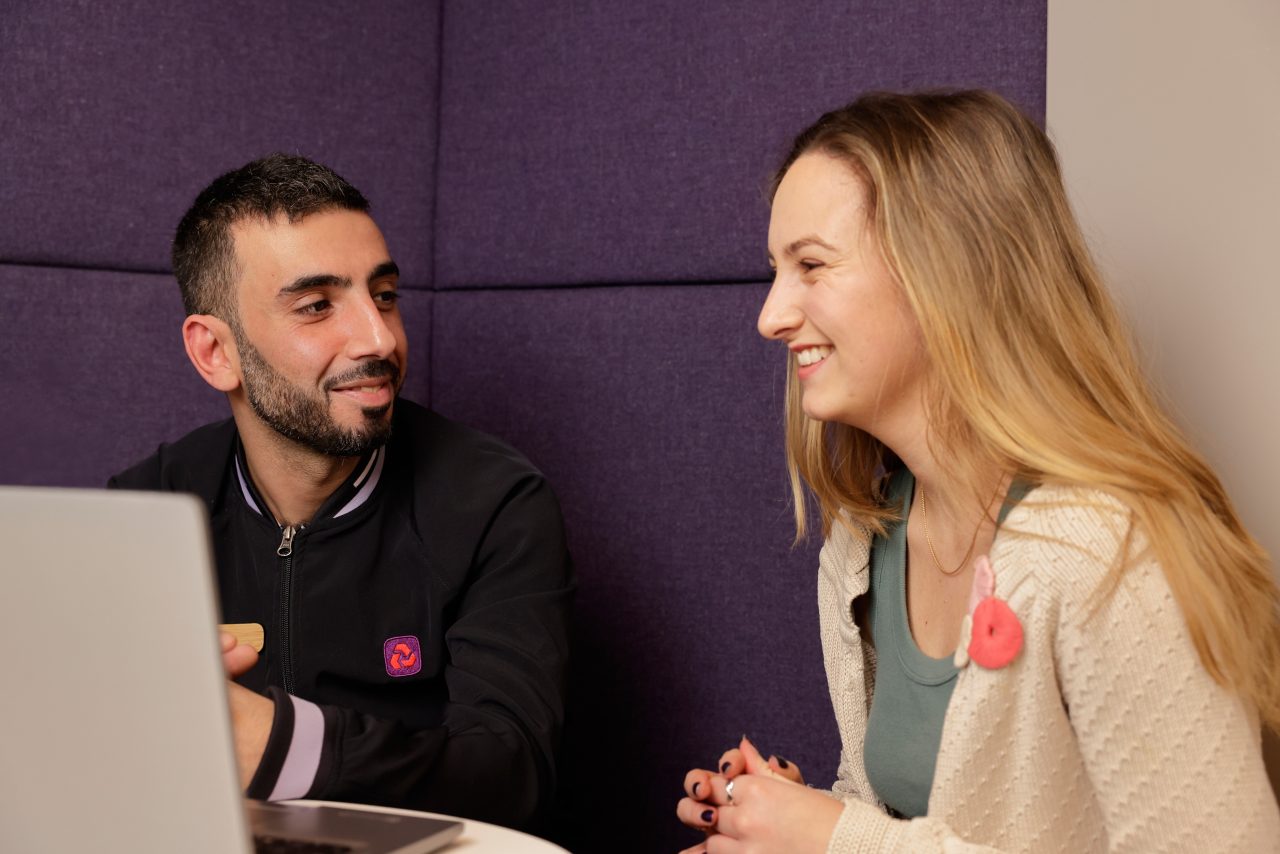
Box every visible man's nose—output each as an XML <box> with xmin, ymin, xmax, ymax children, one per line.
<box><xmin>757</xmin><ymin>278</ymin><xmax>802</xmax><ymax>341</ymax></box>
<box><xmin>346</xmin><ymin>295</ymin><xmax>398</xmax><ymax>360</ymax></box>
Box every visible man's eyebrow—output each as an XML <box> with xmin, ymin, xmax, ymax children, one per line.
<box><xmin>278</xmin><ymin>273</ymin><xmax>352</xmax><ymax>297</ymax></box>
<box><xmin>276</xmin><ymin>261</ymin><xmax>398</xmax><ymax>298</ymax></box>
<box><xmin>368</xmin><ymin>260</ymin><xmax>399</xmax><ymax>283</ymax></box>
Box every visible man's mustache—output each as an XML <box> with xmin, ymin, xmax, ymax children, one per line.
<box><xmin>323</xmin><ymin>360</ymin><xmax>400</xmax><ymax>392</ymax></box>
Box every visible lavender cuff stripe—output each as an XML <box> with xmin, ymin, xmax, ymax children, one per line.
<box><xmin>267</xmin><ymin>695</ymin><xmax>325</xmax><ymax>801</ymax></box>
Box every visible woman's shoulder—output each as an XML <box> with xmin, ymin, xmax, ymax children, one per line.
<box><xmin>1005</xmin><ymin>481</ymin><xmax>1132</xmax><ymax>537</ymax></box>
<box><xmin>992</xmin><ymin>481</ymin><xmax>1142</xmax><ymax>602</ymax></box>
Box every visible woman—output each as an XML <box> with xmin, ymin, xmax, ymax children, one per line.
<box><xmin>676</xmin><ymin>90</ymin><xmax>1280</xmax><ymax>852</ymax></box>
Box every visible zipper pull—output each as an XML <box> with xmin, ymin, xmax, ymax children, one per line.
<box><xmin>277</xmin><ymin>524</ymin><xmax>297</xmax><ymax>557</ymax></box>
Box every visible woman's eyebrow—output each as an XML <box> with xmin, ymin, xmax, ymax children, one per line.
<box><xmin>785</xmin><ymin>236</ymin><xmax>837</xmax><ymax>255</ymax></box>
<box><xmin>767</xmin><ymin>236</ymin><xmax>837</xmax><ymax>266</ymax></box>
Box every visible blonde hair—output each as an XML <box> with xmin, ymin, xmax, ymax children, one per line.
<box><xmin>775</xmin><ymin>90</ymin><xmax>1280</xmax><ymax>728</ymax></box>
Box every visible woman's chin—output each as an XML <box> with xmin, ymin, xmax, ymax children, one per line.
<box><xmin>801</xmin><ymin>399</ymin><xmax>839</xmax><ymax>424</ymax></box>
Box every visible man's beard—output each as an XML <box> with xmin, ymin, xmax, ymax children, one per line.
<box><xmin>235</xmin><ymin>332</ymin><xmax>398</xmax><ymax>458</ymax></box>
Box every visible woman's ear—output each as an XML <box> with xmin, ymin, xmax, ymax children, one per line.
<box><xmin>182</xmin><ymin>314</ymin><xmax>241</xmax><ymax>393</ymax></box>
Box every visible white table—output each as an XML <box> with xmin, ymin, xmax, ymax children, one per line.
<box><xmin>289</xmin><ymin>800</ymin><xmax>571</xmax><ymax>853</ymax></box>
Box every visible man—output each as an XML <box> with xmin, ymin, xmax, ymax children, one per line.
<box><xmin>110</xmin><ymin>154</ymin><xmax>573</xmax><ymax>828</ymax></box>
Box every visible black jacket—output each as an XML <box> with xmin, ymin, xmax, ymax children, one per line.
<box><xmin>109</xmin><ymin>399</ymin><xmax>573</xmax><ymax>827</ymax></box>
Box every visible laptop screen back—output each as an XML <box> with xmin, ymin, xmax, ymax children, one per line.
<box><xmin>0</xmin><ymin>487</ymin><xmax>253</xmax><ymax>853</ymax></box>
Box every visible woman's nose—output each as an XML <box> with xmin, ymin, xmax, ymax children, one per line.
<box><xmin>757</xmin><ymin>279</ymin><xmax>802</xmax><ymax>341</ymax></box>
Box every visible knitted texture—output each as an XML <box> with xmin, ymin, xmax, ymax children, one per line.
<box><xmin>817</xmin><ymin>484</ymin><xmax>1280</xmax><ymax>853</ymax></box>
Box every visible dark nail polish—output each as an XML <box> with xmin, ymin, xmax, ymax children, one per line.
<box><xmin>701</xmin><ymin>809</ymin><xmax>714</xmax><ymax>823</ymax></box>
<box><xmin>777</xmin><ymin>756</ymin><xmax>790</xmax><ymax>769</ymax></box>
<box><xmin>692</xmin><ymin>782</ymin><xmax>701</xmax><ymax>797</ymax></box>
<box><xmin>720</xmin><ymin>761</ymin><xmax>730</xmax><ymax>773</ymax></box>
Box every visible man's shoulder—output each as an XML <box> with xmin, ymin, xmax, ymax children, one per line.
<box><xmin>108</xmin><ymin>419</ymin><xmax>237</xmax><ymax>496</ymax></box>
<box><xmin>392</xmin><ymin>399</ymin><xmax>546</xmax><ymax>485</ymax></box>
<box><xmin>388</xmin><ymin>400</ymin><xmax>564</xmax><ymax>544</ymax></box>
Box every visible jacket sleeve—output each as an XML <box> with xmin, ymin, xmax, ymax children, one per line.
<box><xmin>246</xmin><ymin>473</ymin><xmax>574</xmax><ymax>829</ymax></box>
<box><xmin>106</xmin><ymin>456</ymin><xmax>163</xmax><ymax>490</ymax></box>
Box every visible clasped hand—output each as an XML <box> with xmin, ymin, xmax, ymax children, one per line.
<box><xmin>220</xmin><ymin>631</ymin><xmax>273</xmax><ymax>788</ymax></box>
<box><xmin>676</xmin><ymin>736</ymin><xmax>842</xmax><ymax>854</ymax></box>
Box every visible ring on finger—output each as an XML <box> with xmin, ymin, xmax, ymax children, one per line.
<box><xmin>725</xmin><ymin>779</ymin><xmax>736</xmax><ymax>804</ymax></box>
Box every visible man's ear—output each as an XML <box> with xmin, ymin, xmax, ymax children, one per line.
<box><xmin>182</xmin><ymin>314</ymin><xmax>241</xmax><ymax>392</ymax></box>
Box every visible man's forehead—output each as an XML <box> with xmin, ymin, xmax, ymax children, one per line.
<box><xmin>229</xmin><ymin>209</ymin><xmax>336</xmax><ymax>251</ymax></box>
<box><xmin>229</xmin><ymin>211</ymin><xmax>304</xmax><ymax>257</ymax></box>
<box><xmin>229</xmin><ymin>209</ymin><xmax>388</xmax><ymax>285</ymax></box>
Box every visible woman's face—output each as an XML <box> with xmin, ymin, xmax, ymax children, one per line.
<box><xmin>759</xmin><ymin>152</ymin><xmax>926</xmax><ymax>435</ymax></box>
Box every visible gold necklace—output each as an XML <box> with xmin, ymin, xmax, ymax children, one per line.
<box><xmin>917</xmin><ymin>479</ymin><xmax>1004</xmax><ymax>577</ymax></box>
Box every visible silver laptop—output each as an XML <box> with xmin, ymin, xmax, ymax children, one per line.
<box><xmin>0</xmin><ymin>486</ymin><xmax>463</xmax><ymax>854</ymax></box>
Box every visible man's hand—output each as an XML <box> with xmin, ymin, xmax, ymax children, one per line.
<box><xmin>220</xmin><ymin>631</ymin><xmax>259</xmax><ymax>678</ymax></box>
<box><xmin>226</xmin><ymin>680</ymin><xmax>273</xmax><ymax>789</ymax></box>
<box><xmin>219</xmin><ymin>631</ymin><xmax>271</xmax><ymax>789</ymax></box>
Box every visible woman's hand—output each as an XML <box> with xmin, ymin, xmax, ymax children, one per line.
<box><xmin>678</xmin><ymin>737</ymin><xmax>839</xmax><ymax>854</ymax></box>
<box><xmin>677</xmin><ymin>744</ymin><xmax>745</xmax><ymax>839</ymax></box>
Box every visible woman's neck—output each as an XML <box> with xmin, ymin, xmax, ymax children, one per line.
<box><xmin>883</xmin><ymin>429</ymin><xmax>1009</xmax><ymax>554</ymax></box>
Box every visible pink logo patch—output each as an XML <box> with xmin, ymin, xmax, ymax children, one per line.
<box><xmin>383</xmin><ymin>635</ymin><xmax>422</xmax><ymax>677</ymax></box>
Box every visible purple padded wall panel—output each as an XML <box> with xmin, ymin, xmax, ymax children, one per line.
<box><xmin>0</xmin><ymin>265</ymin><xmax>433</xmax><ymax>487</ymax></box>
<box><xmin>431</xmin><ymin>286</ymin><xmax>830</xmax><ymax>853</ymax></box>
<box><xmin>0</xmin><ymin>2</ymin><xmax>439</xmax><ymax>283</ymax></box>
<box><xmin>436</xmin><ymin>0</ymin><xmax>1047</xmax><ymax>289</ymax></box>
<box><xmin>1</xmin><ymin>267</ymin><xmax>224</xmax><ymax>486</ymax></box>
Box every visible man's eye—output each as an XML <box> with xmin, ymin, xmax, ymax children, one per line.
<box><xmin>374</xmin><ymin>291</ymin><xmax>400</xmax><ymax>307</ymax></box>
<box><xmin>298</xmin><ymin>299</ymin><xmax>330</xmax><ymax>314</ymax></box>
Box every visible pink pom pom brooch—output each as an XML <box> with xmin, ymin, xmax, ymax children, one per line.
<box><xmin>953</xmin><ymin>554</ymin><xmax>1023</xmax><ymax>670</ymax></box>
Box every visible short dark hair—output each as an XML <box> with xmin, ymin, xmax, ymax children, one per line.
<box><xmin>172</xmin><ymin>153</ymin><xmax>370</xmax><ymax>319</ymax></box>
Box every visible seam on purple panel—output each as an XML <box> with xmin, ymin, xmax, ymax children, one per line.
<box><xmin>0</xmin><ymin>259</ymin><xmax>434</xmax><ymax>293</ymax></box>
<box><xmin>0</xmin><ymin>259</ymin><xmax>170</xmax><ymax>277</ymax></box>
<box><xmin>430</xmin><ymin>0</ymin><xmax>446</xmax><ymax>294</ymax></box>
<box><xmin>425</xmin><ymin>0</ymin><xmax>447</xmax><ymax>411</ymax></box>
<box><xmin>1033</xmin><ymin>1</ymin><xmax>1048</xmax><ymax>125</ymax></box>
<box><xmin>432</xmin><ymin>277</ymin><xmax>773</xmax><ymax>294</ymax></box>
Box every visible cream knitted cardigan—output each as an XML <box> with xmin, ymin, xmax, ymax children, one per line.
<box><xmin>818</xmin><ymin>483</ymin><xmax>1280</xmax><ymax>853</ymax></box>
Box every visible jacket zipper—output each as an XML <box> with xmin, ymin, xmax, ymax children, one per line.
<box><xmin>277</xmin><ymin>524</ymin><xmax>299</xmax><ymax>695</ymax></box>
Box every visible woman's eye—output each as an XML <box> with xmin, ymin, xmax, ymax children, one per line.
<box><xmin>799</xmin><ymin>260</ymin><xmax>823</xmax><ymax>273</ymax></box>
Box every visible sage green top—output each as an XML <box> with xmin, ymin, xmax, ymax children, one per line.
<box><xmin>863</xmin><ymin>469</ymin><xmax>1028</xmax><ymax>818</ymax></box>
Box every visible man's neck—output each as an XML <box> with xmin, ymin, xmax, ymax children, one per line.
<box><xmin>235</xmin><ymin>416</ymin><xmax>361</xmax><ymax>527</ymax></box>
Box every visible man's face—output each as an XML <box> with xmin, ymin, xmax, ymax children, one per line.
<box><xmin>228</xmin><ymin>209</ymin><xmax>408</xmax><ymax>457</ymax></box>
